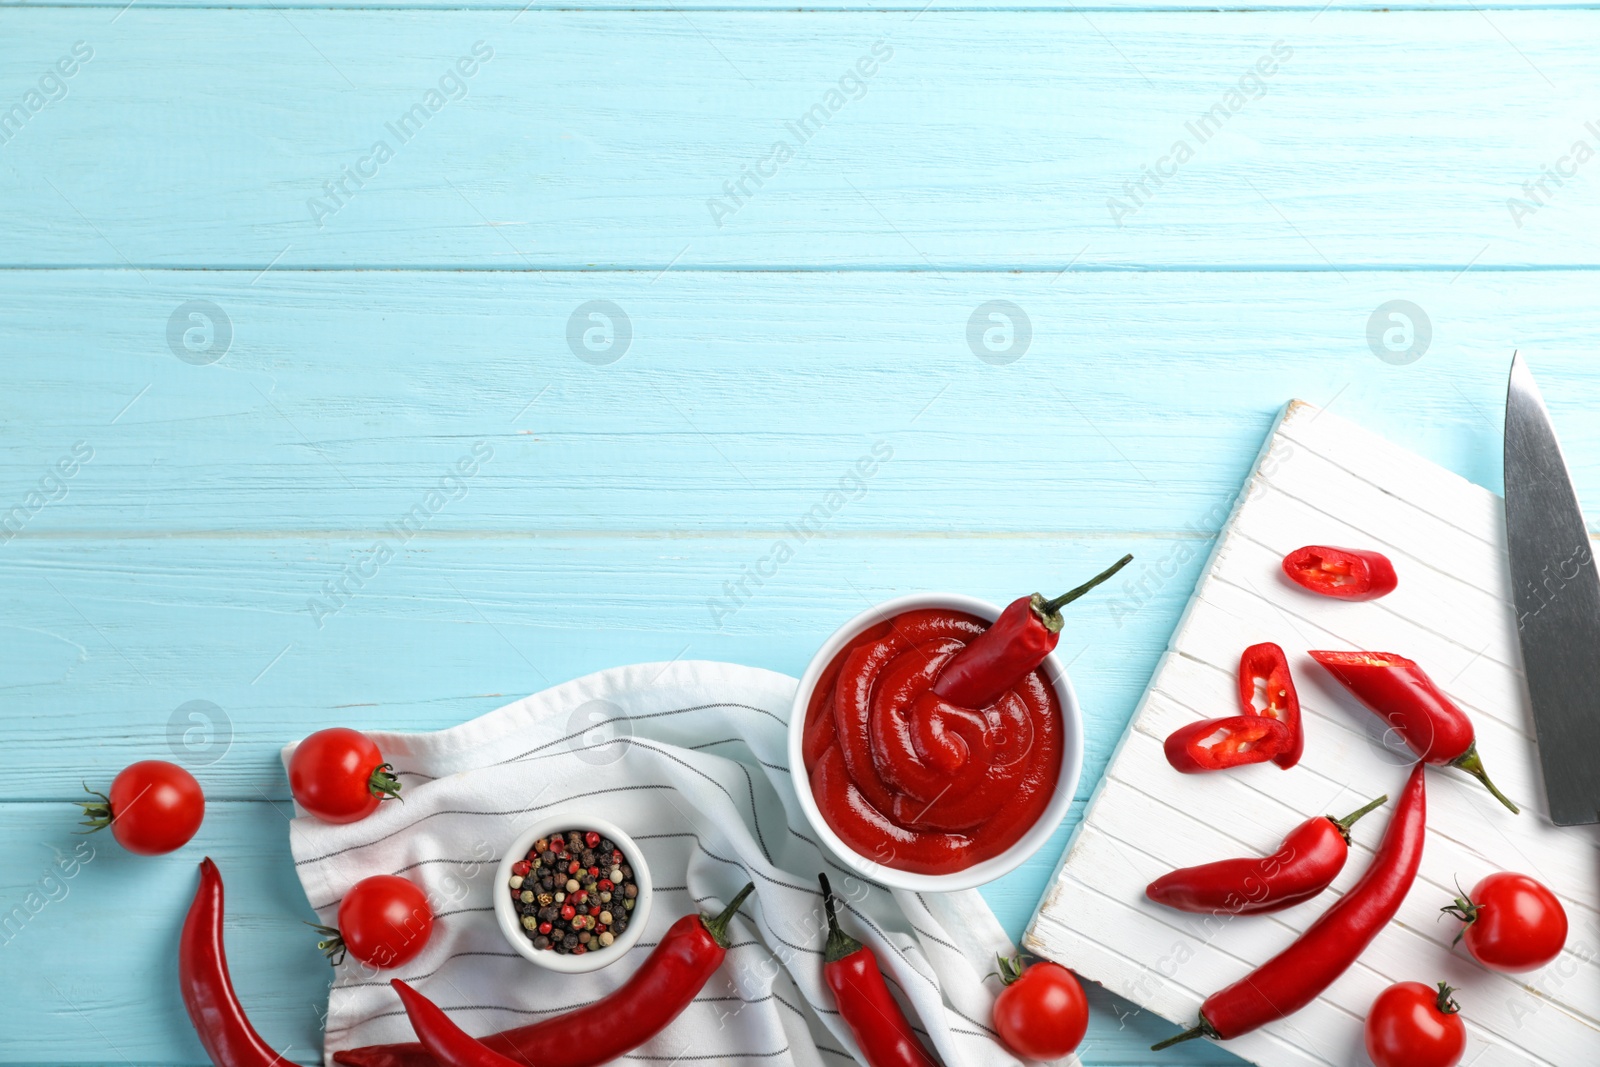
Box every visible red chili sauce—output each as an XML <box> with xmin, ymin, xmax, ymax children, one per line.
<box><xmin>802</xmin><ymin>609</ymin><xmax>1062</xmax><ymax>875</ymax></box>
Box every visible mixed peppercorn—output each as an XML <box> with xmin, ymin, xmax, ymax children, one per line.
<box><xmin>510</xmin><ymin>829</ymin><xmax>639</xmax><ymax>955</ymax></box>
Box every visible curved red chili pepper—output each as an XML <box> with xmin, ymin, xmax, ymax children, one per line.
<box><xmin>390</xmin><ymin>981</ymin><xmax>519</xmax><ymax>1067</ymax></box>
<box><xmin>819</xmin><ymin>874</ymin><xmax>940</xmax><ymax>1067</ymax></box>
<box><xmin>1281</xmin><ymin>546</ymin><xmax>1398</xmax><ymax>601</ymax></box>
<box><xmin>180</xmin><ymin>858</ymin><xmax>295</xmax><ymax>1067</ymax></box>
<box><xmin>931</xmin><ymin>555</ymin><xmax>1131</xmax><ymax>709</ymax></box>
<box><xmin>1237</xmin><ymin>642</ymin><xmax>1303</xmax><ymax>769</ymax></box>
<box><xmin>1152</xmin><ymin>763</ymin><xmax>1427</xmax><ymax>1050</ymax></box>
<box><xmin>1163</xmin><ymin>715</ymin><xmax>1290</xmax><ymax>774</ymax></box>
<box><xmin>1145</xmin><ymin>794</ymin><xmax>1386</xmax><ymax>914</ymax></box>
<box><xmin>1309</xmin><ymin>650</ymin><xmax>1518</xmax><ymax>813</ymax></box>
<box><xmin>337</xmin><ymin>885</ymin><xmax>755</xmax><ymax>1067</ymax></box>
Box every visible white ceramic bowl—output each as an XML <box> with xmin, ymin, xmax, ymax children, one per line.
<box><xmin>788</xmin><ymin>592</ymin><xmax>1084</xmax><ymax>892</ymax></box>
<box><xmin>492</xmin><ymin>814</ymin><xmax>653</xmax><ymax>973</ymax></box>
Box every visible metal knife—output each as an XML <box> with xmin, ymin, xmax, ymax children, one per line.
<box><xmin>1504</xmin><ymin>353</ymin><xmax>1600</xmax><ymax>826</ymax></box>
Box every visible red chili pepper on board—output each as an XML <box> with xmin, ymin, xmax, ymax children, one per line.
<box><xmin>819</xmin><ymin>874</ymin><xmax>940</xmax><ymax>1067</ymax></box>
<box><xmin>930</xmin><ymin>555</ymin><xmax>1132</xmax><ymax>709</ymax></box>
<box><xmin>1145</xmin><ymin>794</ymin><xmax>1387</xmax><ymax>915</ymax></box>
<box><xmin>1308</xmin><ymin>650</ymin><xmax>1518</xmax><ymax>814</ymax></box>
<box><xmin>1163</xmin><ymin>715</ymin><xmax>1290</xmax><ymax>774</ymax></box>
<box><xmin>180</xmin><ymin>859</ymin><xmax>295</xmax><ymax>1067</ymax></box>
<box><xmin>336</xmin><ymin>885</ymin><xmax>755</xmax><ymax>1067</ymax></box>
<box><xmin>1237</xmin><ymin>642</ymin><xmax>1303</xmax><ymax>769</ymax></box>
<box><xmin>1282</xmin><ymin>545</ymin><xmax>1398</xmax><ymax>601</ymax></box>
<box><xmin>1152</xmin><ymin>763</ymin><xmax>1427</xmax><ymax>1050</ymax></box>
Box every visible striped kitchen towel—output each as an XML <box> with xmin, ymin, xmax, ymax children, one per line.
<box><xmin>283</xmin><ymin>660</ymin><xmax>1047</xmax><ymax>1067</ymax></box>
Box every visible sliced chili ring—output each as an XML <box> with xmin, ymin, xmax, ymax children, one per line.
<box><xmin>1281</xmin><ymin>545</ymin><xmax>1398</xmax><ymax>601</ymax></box>
<box><xmin>1164</xmin><ymin>715</ymin><xmax>1291</xmax><ymax>774</ymax></box>
<box><xmin>1237</xmin><ymin>642</ymin><xmax>1303</xmax><ymax>769</ymax></box>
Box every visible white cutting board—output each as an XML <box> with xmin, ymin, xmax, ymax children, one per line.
<box><xmin>1024</xmin><ymin>400</ymin><xmax>1600</xmax><ymax>1067</ymax></box>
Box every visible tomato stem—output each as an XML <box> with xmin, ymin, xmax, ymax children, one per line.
<box><xmin>75</xmin><ymin>783</ymin><xmax>114</xmax><ymax>835</ymax></box>
<box><xmin>1435</xmin><ymin>982</ymin><xmax>1461</xmax><ymax>1015</ymax></box>
<box><xmin>306</xmin><ymin>921</ymin><xmax>348</xmax><ymax>966</ymax></box>
<box><xmin>1440</xmin><ymin>879</ymin><xmax>1481</xmax><ymax>946</ymax></box>
<box><xmin>367</xmin><ymin>763</ymin><xmax>403</xmax><ymax>804</ymax></box>
<box><xmin>992</xmin><ymin>953</ymin><xmax>1029</xmax><ymax>986</ymax></box>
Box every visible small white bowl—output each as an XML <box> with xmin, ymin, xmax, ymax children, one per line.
<box><xmin>493</xmin><ymin>814</ymin><xmax>653</xmax><ymax>973</ymax></box>
<box><xmin>788</xmin><ymin>592</ymin><xmax>1084</xmax><ymax>892</ymax></box>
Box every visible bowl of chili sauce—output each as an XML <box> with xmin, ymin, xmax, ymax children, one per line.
<box><xmin>492</xmin><ymin>814</ymin><xmax>653</xmax><ymax>973</ymax></box>
<box><xmin>789</xmin><ymin>593</ymin><xmax>1084</xmax><ymax>891</ymax></box>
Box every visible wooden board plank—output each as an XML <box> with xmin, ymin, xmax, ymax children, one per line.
<box><xmin>1026</xmin><ymin>401</ymin><xmax>1600</xmax><ymax>1064</ymax></box>
<box><xmin>3</xmin><ymin>269</ymin><xmax>1600</xmax><ymax>536</ymax></box>
<box><xmin>3</xmin><ymin>13</ymin><xmax>1600</xmax><ymax>268</ymax></box>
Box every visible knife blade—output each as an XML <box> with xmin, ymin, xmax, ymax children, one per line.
<box><xmin>1504</xmin><ymin>353</ymin><xmax>1600</xmax><ymax>826</ymax></box>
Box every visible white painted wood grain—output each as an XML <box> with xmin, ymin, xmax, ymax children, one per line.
<box><xmin>1024</xmin><ymin>400</ymin><xmax>1600</xmax><ymax>1065</ymax></box>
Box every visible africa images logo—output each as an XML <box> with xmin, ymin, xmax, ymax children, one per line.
<box><xmin>306</xmin><ymin>42</ymin><xmax>494</xmax><ymax>228</ymax></box>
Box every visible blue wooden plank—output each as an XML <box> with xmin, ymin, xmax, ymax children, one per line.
<box><xmin>0</xmin><ymin>534</ymin><xmax>1197</xmax><ymax>797</ymax></box>
<box><xmin>3</xmin><ymin>270</ymin><xmax>1596</xmax><ymax>539</ymax></box>
<box><xmin>1</xmin><ymin>13</ymin><xmax>1599</xmax><ymax>267</ymax></box>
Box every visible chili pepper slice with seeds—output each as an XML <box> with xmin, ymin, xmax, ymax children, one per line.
<box><xmin>1309</xmin><ymin>650</ymin><xmax>1518</xmax><ymax>814</ymax></box>
<box><xmin>1164</xmin><ymin>715</ymin><xmax>1291</xmax><ymax>774</ymax></box>
<box><xmin>1153</xmin><ymin>763</ymin><xmax>1427</xmax><ymax>1050</ymax></box>
<box><xmin>1146</xmin><ymin>794</ymin><xmax>1387</xmax><ymax>915</ymax></box>
<box><xmin>1237</xmin><ymin>642</ymin><xmax>1303</xmax><ymax>769</ymax></box>
<box><xmin>336</xmin><ymin>885</ymin><xmax>755</xmax><ymax>1067</ymax></box>
<box><xmin>1282</xmin><ymin>545</ymin><xmax>1398</xmax><ymax>601</ymax></box>
<box><xmin>930</xmin><ymin>555</ymin><xmax>1132</xmax><ymax>710</ymax></box>
<box><xmin>180</xmin><ymin>859</ymin><xmax>295</xmax><ymax>1067</ymax></box>
<box><xmin>819</xmin><ymin>874</ymin><xmax>940</xmax><ymax>1067</ymax></box>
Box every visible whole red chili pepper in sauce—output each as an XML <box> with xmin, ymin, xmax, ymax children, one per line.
<box><xmin>180</xmin><ymin>859</ymin><xmax>295</xmax><ymax>1067</ymax></box>
<box><xmin>1282</xmin><ymin>545</ymin><xmax>1398</xmax><ymax>601</ymax></box>
<box><xmin>931</xmin><ymin>554</ymin><xmax>1132</xmax><ymax>710</ymax></box>
<box><xmin>1163</xmin><ymin>715</ymin><xmax>1290</xmax><ymax>773</ymax></box>
<box><xmin>1152</xmin><ymin>763</ymin><xmax>1427</xmax><ymax>1050</ymax></box>
<box><xmin>1309</xmin><ymin>650</ymin><xmax>1518</xmax><ymax>814</ymax></box>
<box><xmin>336</xmin><ymin>884</ymin><xmax>756</xmax><ymax>1067</ymax></box>
<box><xmin>819</xmin><ymin>873</ymin><xmax>940</xmax><ymax>1067</ymax></box>
<box><xmin>1146</xmin><ymin>794</ymin><xmax>1387</xmax><ymax>915</ymax></box>
<box><xmin>1237</xmin><ymin>642</ymin><xmax>1303</xmax><ymax>768</ymax></box>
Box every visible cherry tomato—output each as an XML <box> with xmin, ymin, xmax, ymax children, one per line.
<box><xmin>1445</xmin><ymin>872</ymin><xmax>1567</xmax><ymax>973</ymax></box>
<box><xmin>316</xmin><ymin>875</ymin><xmax>434</xmax><ymax>969</ymax></box>
<box><xmin>79</xmin><ymin>760</ymin><xmax>205</xmax><ymax>855</ymax></box>
<box><xmin>991</xmin><ymin>955</ymin><xmax>1088</xmax><ymax>1060</ymax></box>
<box><xmin>1364</xmin><ymin>981</ymin><xmax>1466</xmax><ymax>1067</ymax></box>
<box><xmin>288</xmin><ymin>727</ymin><xmax>401</xmax><ymax>824</ymax></box>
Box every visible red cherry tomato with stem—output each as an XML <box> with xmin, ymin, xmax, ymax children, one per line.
<box><xmin>1365</xmin><ymin>981</ymin><xmax>1466</xmax><ymax>1067</ymax></box>
<box><xmin>312</xmin><ymin>875</ymin><xmax>433</xmax><ymax>969</ymax></box>
<box><xmin>1443</xmin><ymin>872</ymin><xmax>1567</xmax><ymax>973</ymax></box>
<box><xmin>991</xmin><ymin>955</ymin><xmax>1088</xmax><ymax>1060</ymax></box>
<box><xmin>289</xmin><ymin>728</ymin><xmax>401</xmax><ymax>824</ymax></box>
<box><xmin>79</xmin><ymin>760</ymin><xmax>205</xmax><ymax>855</ymax></box>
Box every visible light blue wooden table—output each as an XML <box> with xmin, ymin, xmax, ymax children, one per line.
<box><xmin>2</xmin><ymin>3</ymin><xmax>1598</xmax><ymax>1063</ymax></box>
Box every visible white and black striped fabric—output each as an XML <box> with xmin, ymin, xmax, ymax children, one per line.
<box><xmin>283</xmin><ymin>660</ymin><xmax>1047</xmax><ymax>1067</ymax></box>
